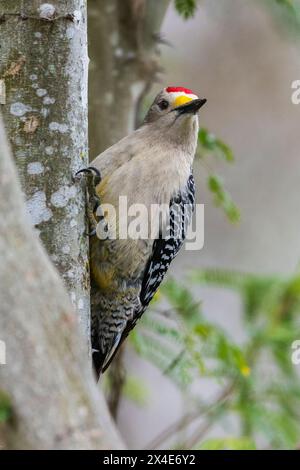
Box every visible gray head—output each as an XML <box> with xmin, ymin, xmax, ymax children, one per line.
<box><xmin>143</xmin><ymin>86</ymin><xmax>206</xmax><ymax>147</ymax></box>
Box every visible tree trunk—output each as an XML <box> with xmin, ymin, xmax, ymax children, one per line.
<box><xmin>0</xmin><ymin>116</ymin><xmax>124</xmax><ymax>449</ymax></box>
<box><xmin>0</xmin><ymin>0</ymin><xmax>90</xmax><ymax>342</ymax></box>
<box><xmin>88</xmin><ymin>0</ymin><xmax>170</xmax><ymax>157</ymax></box>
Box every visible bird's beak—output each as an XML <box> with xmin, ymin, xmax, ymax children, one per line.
<box><xmin>174</xmin><ymin>98</ymin><xmax>207</xmax><ymax>114</ymax></box>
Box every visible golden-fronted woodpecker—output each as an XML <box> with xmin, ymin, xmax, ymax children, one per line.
<box><xmin>78</xmin><ymin>86</ymin><xmax>206</xmax><ymax>378</ymax></box>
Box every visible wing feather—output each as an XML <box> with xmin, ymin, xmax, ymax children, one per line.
<box><xmin>139</xmin><ymin>173</ymin><xmax>195</xmax><ymax>309</ymax></box>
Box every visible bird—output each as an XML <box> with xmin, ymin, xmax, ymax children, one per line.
<box><xmin>77</xmin><ymin>86</ymin><xmax>206</xmax><ymax>379</ymax></box>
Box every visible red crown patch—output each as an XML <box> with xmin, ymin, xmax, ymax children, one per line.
<box><xmin>166</xmin><ymin>86</ymin><xmax>195</xmax><ymax>95</ymax></box>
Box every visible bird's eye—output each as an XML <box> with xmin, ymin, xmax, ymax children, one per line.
<box><xmin>158</xmin><ymin>100</ymin><xmax>169</xmax><ymax>110</ymax></box>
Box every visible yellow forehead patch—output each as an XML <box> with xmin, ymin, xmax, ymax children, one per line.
<box><xmin>173</xmin><ymin>95</ymin><xmax>193</xmax><ymax>108</ymax></box>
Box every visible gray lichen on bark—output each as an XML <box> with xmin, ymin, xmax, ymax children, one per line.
<box><xmin>0</xmin><ymin>116</ymin><xmax>124</xmax><ymax>449</ymax></box>
<box><xmin>0</xmin><ymin>0</ymin><xmax>90</xmax><ymax>341</ymax></box>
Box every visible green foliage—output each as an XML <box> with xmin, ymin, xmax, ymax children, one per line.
<box><xmin>263</xmin><ymin>0</ymin><xmax>300</xmax><ymax>36</ymax></box>
<box><xmin>174</xmin><ymin>0</ymin><xmax>197</xmax><ymax>19</ymax></box>
<box><xmin>0</xmin><ymin>390</ymin><xmax>12</xmax><ymax>423</ymax></box>
<box><xmin>130</xmin><ymin>268</ymin><xmax>300</xmax><ymax>449</ymax></box>
<box><xmin>276</xmin><ymin>0</ymin><xmax>293</xmax><ymax>6</ymax></box>
<box><xmin>274</xmin><ymin>0</ymin><xmax>297</xmax><ymax>13</ymax></box>
<box><xmin>174</xmin><ymin>0</ymin><xmax>300</xmax><ymax>25</ymax></box>
<box><xmin>207</xmin><ymin>175</ymin><xmax>240</xmax><ymax>223</ymax></box>
<box><xmin>196</xmin><ymin>129</ymin><xmax>240</xmax><ymax>223</ymax></box>
<box><xmin>198</xmin><ymin>128</ymin><xmax>234</xmax><ymax>163</ymax></box>
<box><xmin>128</xmin><ymin>0</ymin><xmax>300</xmax><ymax>448</ymax></box>
<box><xmin>123</xmin><ymin>375</ymin><xmax>150</xmax><ymax>407</ymax></box>
<box><xmin>131</xmin><ymin>278</ymin><xmax>250</xmax><ymax>388</ymax></box>
<box><xmin>199</xmin><ymin>436</ymin><xmax>256</xmax><ymax>450</ymax></box>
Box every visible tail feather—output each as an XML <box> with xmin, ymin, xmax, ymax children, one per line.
<box><xmin>92</xmin><ymin>349</ymin><xmax>104</xmax><ymax>381</ymax></box>
<box><xmin>90</xmin><ymin>277</ymin><xmax>142</xmax><ymax>379</ymax></box>
<box><xmin>92</xmin><ymin>330</ymin><xmax>124</xmax><ymax>379</ymax></box>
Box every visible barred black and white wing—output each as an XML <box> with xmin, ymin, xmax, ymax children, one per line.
<box><xmin>139</xmin><ymin>173</ymin><xmax>195</xmax><ymax>310</ymax></box>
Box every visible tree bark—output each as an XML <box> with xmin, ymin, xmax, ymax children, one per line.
<box><xmin>88</xmin><ymin>0</ymin><xmax>170</xmax><ymax>157</ymax></box>
<box><xmin>0</xmin><ymin>115</ymin><xmax>124</xmax><ymax>449</ymax></box>
<box><xmin>0</xmin><ymin>0</ymin><xmax>90</xmax><ymax>341</ymax></box>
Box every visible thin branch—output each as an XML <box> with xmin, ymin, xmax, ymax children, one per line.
<box><xmin>107</xmin><ymin>348</ymin><xmax>126</xmax><ymax>420</ymax></box>
<box><xmin>182</xmin><ymin>419</ymin><xmax>216</xmax><ymax>450</ymax></box>
<box><xmin>144</xmin><ymin>381</ymin><xmax>235</xmax><ymax>450</ymax></box>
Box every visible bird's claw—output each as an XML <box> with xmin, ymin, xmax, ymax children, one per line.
<box><xmin>75</xmin><ymin>166</ymin><xmax>103</xmax><ymax>238</ymax></box>
<box><xmin>75</xmin><ymin>166</ymin><xmax>101</xmax><ymax>186</ymax></box>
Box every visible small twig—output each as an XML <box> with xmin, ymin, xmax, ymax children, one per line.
<box><xmin>182</xmin><ymin>419</ymin><xmax>216</xmax><ymax>450</ymax></box>
<box><xmin>163</xmin><ymin>348</ymin><xmax>188</xmax><ymax>376</ymax></box>
<box><xmin>107</xmin><ymin>347</ymin><xmax>126</xmax><ymax>420</ymax></box>
<box><xmin>144</xmin><ymin>381</ymin><xmax>235</xmax><ymax>450</ymax></box>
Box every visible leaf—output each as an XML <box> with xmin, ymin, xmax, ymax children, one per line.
<box><xmin>190</xmin><ymin>268</ymin><xmax>250</xmax><ymax>291</ymax></box>
<box><xmin>253</xmin><ymin>406</ymin><xmax>300</xmax><ymax>448</ymax></box>
<box><xmin>0</xmin><ymin>390</ymin><xmax>12</xmax><ymax>423</ymax></box>
<box><xmin>265</xmin><ymin>0</ymin><xmax>300</xmax><ymax>37</ymax></box>
<box><xmin>130</xmin><ymin>321</ymin><xmax>196</xmax><ymax>388</ymax></box>
<box><xmin>275</xmin><ymin>0</ymin><xmax>296</xmax><ymax>11</ymax></box>
<box><xmin>199</xmin><ymin>436</ymin><xmax>256</xmax><ymax>450</ymax></box>
<box><xmin>198</xmin><ymin>128</ymin><xmax>217</xmax><ymax>150</ymax></box>
<box><xmin>123</xmin><ymin>375</ymin><xmax>150</xmax><ymax>407</ymax></box>
<box><xmin>207</xmin><ymin>174</ymin><xmax>240</xmax><ymax>223</ymax></box>
<box><xmin>197</xmin><ymin>130</ymin><xmax>238</xmax><ymax>222</ymax></box>
<box><xmin>198</xmin><ymin>128</ymin><xmax>234</xmax><ymax>162</ymax></box>
<box><xmin>174</xmin><ymin>0</ymin><xmax>197</xmax><ymax>19</ymax></box>
<box><xmin>161</xmin><ymin>278</ymin><xmax>201</xmax><ymax>325</ymax></box>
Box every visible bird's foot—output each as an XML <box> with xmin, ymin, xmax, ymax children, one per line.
<box><xmin>75</xmin><ymin>166</ymin><xmax>103</xmax><ymax>237</ymax></box>
<box><xmin>75</xmin><ymin>166</ymin><xmax>101</xmax><ymax>188</ymax></box>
